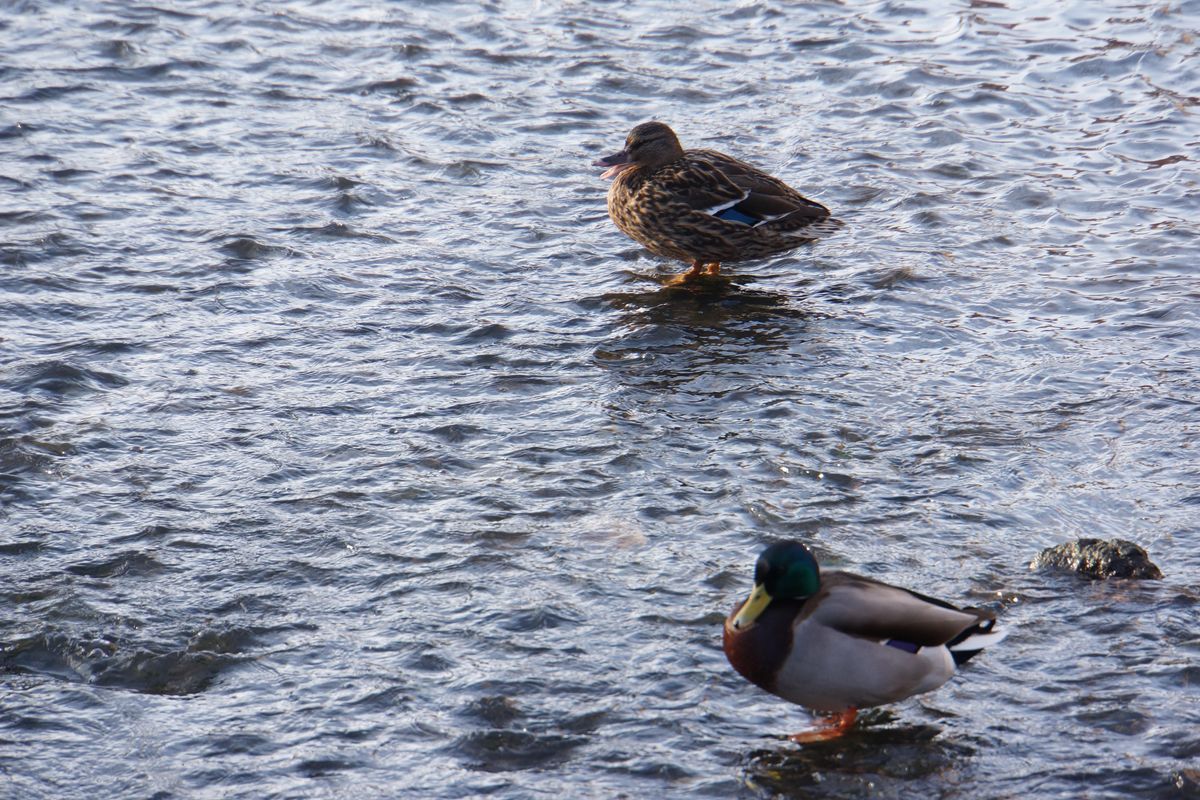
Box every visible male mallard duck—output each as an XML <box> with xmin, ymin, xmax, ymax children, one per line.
<box><xmin>594</xmin><ymin>122</ymin><xmax>831</xmax><ymax>283</ymax></box>
<box><xmin>723</xmin><ymin>541</ymin><xmax>1005</xmax><ymax>742</ymax></box>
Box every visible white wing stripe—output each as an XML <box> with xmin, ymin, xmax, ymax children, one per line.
<box><xmin>701</xmin><ymin>190</ymin><xmax>750</xmax><ymax>216</ymax></box>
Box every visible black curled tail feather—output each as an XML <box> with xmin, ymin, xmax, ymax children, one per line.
<box><xmin>947</xmin><ymin>615</ymin><xmax>1004</xmax><ymax>666</ymax></box>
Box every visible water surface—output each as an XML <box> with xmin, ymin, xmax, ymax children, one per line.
<box><xmin>2</xmin><ymin>1</ymin><xmax>1198</xmax><ymax>798</ymax></box>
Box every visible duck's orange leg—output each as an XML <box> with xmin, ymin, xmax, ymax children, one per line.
<box><xmin>787</xmin><ymin>708</ymin><xmax>858</xmax><ymax>743</ymax></box>
<box><xmin>665</xmin><ymin>260</ymin><xmax>707</xmax><ymax>285</ymax></box>
<box><xmin>701</xmin><ymin>262</ymin><xmax>721</xmax><ymax>276</ymax></box>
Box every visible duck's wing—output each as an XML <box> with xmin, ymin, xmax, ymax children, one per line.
<box><xmin>651</xmin><ymin>157</ymin><xmax>754</xmax><ymax>219</ymax></box>
<box><xmin>804</xmin><ymin>571</ymin><xmax>993</xmax><ymax>648</ymax></box>
<box><xmin>690</xmin><ymin>150</ymin><xmax>830</xmax><ymax>226</ymax></box>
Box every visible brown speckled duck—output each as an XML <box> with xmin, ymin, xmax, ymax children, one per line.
<box><xmin>594</xmin><ymin>122</ymin><xmax>832</xmax><ymax>283</ymax></box>
<box><xmin>724</xmin><ymin>541</ymin><xmax>1005</xmax><ymax>742</ymax></box>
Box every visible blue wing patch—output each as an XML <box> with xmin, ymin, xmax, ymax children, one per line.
<box><xmin>885</xmin><ymin>639</ymin><xmax>920</xmax><ymax>654</ymax></box>
<box><xmin>714</xmin><ymin>207</ymin><xmax>760</xmax><ymax>226</ymax></box>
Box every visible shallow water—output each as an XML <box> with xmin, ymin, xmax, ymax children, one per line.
<box><xmin>2</xmin><ymin>0</ymin><xmax>1198</xmax><ymax>797</ymax></box>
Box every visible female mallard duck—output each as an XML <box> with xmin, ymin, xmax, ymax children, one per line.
<box><xmin>594</xmin><ymin>122</ymin><xmax>832</xmax><ymax>283</ymax></box>
<box><xmin>724</xmin><ymin>541</ymin><xmax>1005</xmax><ymax>742</ymax></box>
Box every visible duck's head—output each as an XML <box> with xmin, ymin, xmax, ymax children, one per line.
<box><xmin>594</xmin><ymin>121</ymin><xmax>686</xmax><ymax>179</ymax></box>
<box><xmin>728</xmin><ymin>541</ymin><xmax>820</xmax><ymax>632</ymax></box>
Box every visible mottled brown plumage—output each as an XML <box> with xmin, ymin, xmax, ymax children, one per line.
<box><xmin>594</xmin><ymin>122</ymin><xmax>832</xmax><ymax>281</ymax></box>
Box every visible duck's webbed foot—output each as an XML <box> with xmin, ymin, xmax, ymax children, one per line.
<box><xmin>665</xmin><ymin>261</ymin><xmax>721</xmax><ymax>286</ymax></box>
<box><xmin>787</xmin><ymin>708</ymin><xmax>858</xmax><ymax>744</ymax></box>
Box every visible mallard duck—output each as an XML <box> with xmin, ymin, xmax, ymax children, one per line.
<box><xmin>723</xmin><ymin>541</ymin><xmax>1005</xmax><ymax>742</ymax></box>
<box><xmin>594</xmin><ymin>122</ymin><xmax>832</xmax><ymax>283</ymax></box>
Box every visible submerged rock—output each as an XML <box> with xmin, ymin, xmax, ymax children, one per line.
<box><xmin>1030</xmin><ymin>538</ymin><xmax>1162</xmax><ymax>580</ymax></box>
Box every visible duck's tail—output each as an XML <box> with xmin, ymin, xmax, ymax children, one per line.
<box><xmin>781</xmin><ymin>217</ymin><xmax>844</xmax><ymax>239</ymax></box>
<box><xmin>947</xmin><ymin>617</ymin><xmax>1006</xmax><ymax>666</ymax></box>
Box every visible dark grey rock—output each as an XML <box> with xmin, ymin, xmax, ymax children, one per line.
<box><xmin>1030</xmin><ymin>538</ymin><xmax>1162</xmax><ymax>580</ymax></box>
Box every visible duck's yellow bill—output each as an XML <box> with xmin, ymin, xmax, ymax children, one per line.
<box><xmin>731</xmin><ymin>583</ymin><xmax>772</xmax><ymax>630</ymax></box>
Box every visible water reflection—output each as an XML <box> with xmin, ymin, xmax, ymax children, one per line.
<box><xmin>603</xmin><ymin>277</ymin><xmax>810</xmax><ymax>327</ymax></box>
<box><xmin>742</xmin><ymin>712</ymin><xmax>976</xmax><ymax>799</ymax></box>
<box><xmin>592</xmin><ymin>279</ymin><xmax>815</xmax><ymax>397</ymax></box>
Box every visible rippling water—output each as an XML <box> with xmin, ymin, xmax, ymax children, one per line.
<box><xmin>2</xmin><ymin>1</ymin><xmax>1198</xmax><ymax>797</ymax></box>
